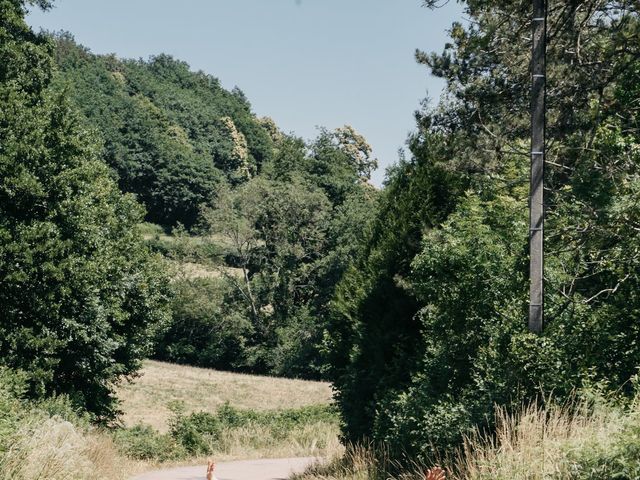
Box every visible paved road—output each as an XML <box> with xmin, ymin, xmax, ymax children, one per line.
<box><xmin>131</xmin><ymin>457</ymin><xmax>318</xmax><ymax>480</ymax></box>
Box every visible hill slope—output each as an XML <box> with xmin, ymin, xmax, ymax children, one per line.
<box><xmin>118</xmin><ymin>360</ymin><xmax>334</xmax><ymax>431</ymax></box>
<box><xmin>53</xmin><ymin>33</ymin><xmax>274</xmax><ymax>227</ymax></box>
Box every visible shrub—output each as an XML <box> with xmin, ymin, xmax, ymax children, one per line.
<box><xmin>112</xmin><ymin>424</ymin><xmax>185</xmax><ymax>462</ymax></box>
<box><xmin>165</xmin><ymin>403</ymin><xmax>340</xmax><ymax>458</ymax></box>
<box><xmin>169</xmin><ymin>410</ymin><xmax>221</xmax><ymax>456</ymax></box>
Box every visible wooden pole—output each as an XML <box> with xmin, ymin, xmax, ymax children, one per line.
<box><xmin>529</xmin><ymin>0</ymin><xmax>546</xmax><ymax>333</ymax></box>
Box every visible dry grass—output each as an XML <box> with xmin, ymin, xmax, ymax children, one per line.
<box><xmin>212</xmin><ymin>423</ymin><xmax>343</xmax><ymax>460</ymax></box>
<box><xmin>0</xmin><ymin>416</ymin><xmax>135</xmax><ymax>480</ymax></box>
<box><xmin>450</xmin><ymin>396</ymin><xmax>630</xmax><ymax>480</ymax></box>
<box><xmin>118</xmin><ymin>360</ymin><xmax>334</xmax><ymax>432</ymax></box>
<box><xmin>169</xmin><ymin>260</ymin><xmax>244</xmax><ymax>280</ymax></box>
<box><xmin>293</xmin><ymin>393</ymin><xmax>640</xmax><ymax>480</ymax></box>
<box><xmin>291</xmin><ymin>444</ymin><xmax>381</xmax><ymax>480</ymax></box>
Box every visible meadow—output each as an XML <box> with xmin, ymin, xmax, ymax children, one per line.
<box><xmin>115</xmin><ymin>361</ymin><xmax>342</xmax><ymax>468</ymax></box>
<box><xmin>118</xmin><ymin>360</ymin><xmax>334</xmax><ymax>431</ymax></box>
<box><xmin>0</xmin><ymin>361</ymin><xmax>341</xmax><ymax>480</ymax></box>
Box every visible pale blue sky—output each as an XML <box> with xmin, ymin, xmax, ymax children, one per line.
<box><xmin>27</xmin><ymin>0</ymin><xmax>461</xmax><ymax>185</ymax></box>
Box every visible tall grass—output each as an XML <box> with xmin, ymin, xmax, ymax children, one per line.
<box><xmin>0</xmin><ymin>415</ymin><xmax>131</xmax><ymax>480</ymax></box>
<box><xmin>0</xmin><ymin>368</ymin><xmax>135</xmax><ymax>480</ymax></box>
<box><xmin>295</xmin><ymin>391</ymin><xmax>640</xmax><ymax>480</ymax></box>
<box><xmin>291</xmin><ymin>444</ymin><xmax>384</xmax><ymax>480</ymax></box>
<box><xmin>452</xmin><ymin>393</ymin><xmax>640</xmax><ymax>480</ymax></box>
<box><xmin>196</xmin><ymin>420</ymin><xmax>343</xmax><ymax>461</ymax></box>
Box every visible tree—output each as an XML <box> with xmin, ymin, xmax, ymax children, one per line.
<box><xmin>52</xmin><ymin>37</ymin><xmax>277</xmax><ymax>228</ymax></box>
<box><xmin>333</xmin><ymin>125</ymin><xmax>378</xmax><ymax>181</ymax></box>
<box><xmin>328</xmin><ymin>0</ymin><xmax>640</xmax><ymax>461</ymax></box>
<box><xmin>306</xmin><ymin>126</ymin><xmax>377</xmax><ymax>205</ymax></box>
<box><xmin>0</xmin><ymin>0</ymin><xmax>171</xmax><ymax>419</ymax></box>
<box><xmin>201</xmin><ymin>177</ymin><xmax>333</xmax><ymax>376</ymax></box>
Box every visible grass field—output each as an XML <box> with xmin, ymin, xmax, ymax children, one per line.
<box><xmin>118</xmin><ymin>360</ymin><xmax>334</xmax><ymax>432</ymax></box>
<box><xmin>169</xmin><ymin>260</ymin><xmax>244</xmax><ymax>280</ymax></box>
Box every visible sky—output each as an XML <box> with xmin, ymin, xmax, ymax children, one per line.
<box><xmin>27</xmin><ymin>0</ymin><xmax>462</xmax><ymax>186</ymax></box>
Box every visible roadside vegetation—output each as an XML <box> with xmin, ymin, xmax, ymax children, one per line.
<box><xmin>2</xmin><ymin>0</ymin><xmax>640</xmax><ymax>478</ymax></box>
<box><xmin>113</xmin><ymin>403</ymin><xmax>340</xmax><ymax>464</ymax></box>
<box><xmin>111</xmin><ymin>362</ymin><xmax>340</xmax><ymax>468</ymax></box>
<box><xmin>0</xmin><ymin>361</ymin><xmax>340</xmax><ymax>480</ymax></box>
<box><xmin>0</xmin><ymin>368</ymin><xmax>132</xmax><ymax>480</ymax></box>
<box><xmin>295</xmin><ymin>387</ymin><xmax>640</xmax><ymax>480</ymax></box>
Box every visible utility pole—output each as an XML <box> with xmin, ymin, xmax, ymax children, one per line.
<box><xmin>529</xmin><ymin>0</ymin><xmax>546</xmax><ymax>333</ymax></box>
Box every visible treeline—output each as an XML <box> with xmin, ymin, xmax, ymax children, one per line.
<box><xmin>151</xmin><ymin>135</ymin><xmax>378</xmax><ymax>378</ymax></box>
<box><xmin>52</xmin><ymin>33</ymin><xmax>379</xmax><ymax>379</ymax></box>
<box><xmin>1</xmin><ymin>0</ymin><xmax>379</xmax><ymax>426</ymax></box>
<box><xmin>53</xmin><ymin>33</ymin><xmax>276</xmax><ymax>228</ymax></box>
<box><xmin>324</xmin><ymin>0</ymin><xmax>640</xmax><ymax>463</ymax></box>
<box><xmin>4</xmin><ymin>0</ymin><xmax>640</xmax><ymax>473</ymax></box>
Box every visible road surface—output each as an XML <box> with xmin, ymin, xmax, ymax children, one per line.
<box><xmin>131</xmin><ymin>457</ymin><xmax>318</xmax><ymax>480</ymax></box>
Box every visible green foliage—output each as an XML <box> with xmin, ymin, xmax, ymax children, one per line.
<box><xmin>144</xmin><ymin>225</ymin><xmax>226</xmax><ymax>264</ymax></box>
<box><xmin>43</xmin><ymin>31</ymin><xmax>381</xmax><ymax>382</ymax></box>
<box><xmin>196</xmin><ymin>175</ymin><xmax>377</xmax><ymax>378</ymax></box>
<box><xmin>154</xmin><ymin>278</ymin><xmax>253</xmax><ymax>370</ymax></box>
<box><xmin>26</xmin><ymin>24</ymin><xmax>380</xmax><ymax>381</ymax></box>
<box><xmin>327</xmin><ymin>0</ymin><xmax>640</xmax><ymax>464</ymax></box>
<box><xmin>52</xmin><ymin>35</ymin><xmax>277</xmax><ymax>228</ymax></box>
<box><xmin>112</xmin><ymin>424</ymin><xmax>185</xmax><ymax>462</ymax></box>
<box><xmin>0</xmin><ymin>1</ymin><xmax>171</xmax><ymax>418</ymax></box>
<box><xmin>199</xmin><ymin>177</ymin><xmax>333</xmax><ymax>375</ymax></box>
<box><xmin>325</xmin><ymin>137</ymin><xmax>464</xmax><ymax>442</ymax></box>
<box><xmin>169</xmin><ymin>409</ymin><xmax>221</xmax><ymax>456</ymax></box>
<box><xmin>302</xmin><ymin>127</ymin><xmax>375</xmax><ymax>205</ymax></box>
<box><xmin>42</xmin><ymin>34</ymin><xmax>376</xmax><ymax>377</ymax></box>
<box><xmin>167</xmin><ymin>403</ymin><xmax>338</xmax><ymax>456</ymax></box>
<box><xmin>112</xmin><ymin>401</ymin><xmax>339</xmax><ymax>461</ymax></box>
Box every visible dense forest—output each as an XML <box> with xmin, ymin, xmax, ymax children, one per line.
<box><xmin>2</xmin><ymin>0</ymin><xmax>379</xmax><ymax>419</ymax></box>
<box><xmin>50</xmin><ymin>33</ymin><xmax>380</xmax><ymax>381</ymax></box>
<box><xmin>2</xmin><ymin>0</ymin><xmax>640</xmax><ymax>478</ymax></box>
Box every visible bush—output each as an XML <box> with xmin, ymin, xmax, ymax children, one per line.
<box><xmin>215</xmin><ymin>403</ymin><xmax>337</xmax><ymax>431</ymax></box>
<box><xmin>164</xmin><ymin>403</ymin><xmax>340</xmax><ymax>458</ymax></box>
<box><xmin>169</xmin><ymin>410</ymin><xmax>221</xmax><ymax>456</ymax></box>
<box><xmin>112</xmin><ymin>424</ymin><xmax>185</xmax><ymax>462</ymax></box>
